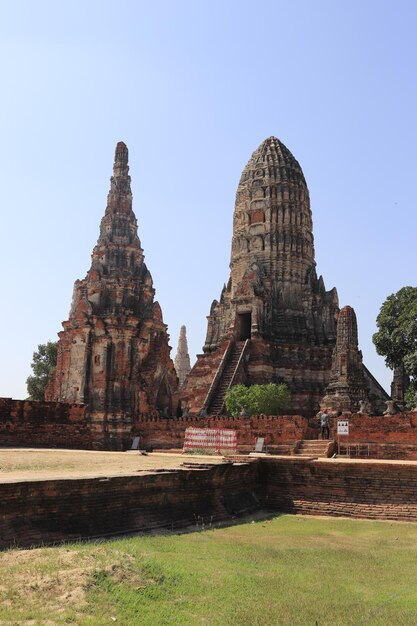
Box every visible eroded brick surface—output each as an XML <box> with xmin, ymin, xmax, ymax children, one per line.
<box><xmin>259</xmin><ymin>457</ymin><xmax>417</xmax><ymax>521</ymax></box>
<box><xmin>0</xmin><ymin>398</ymin><xmax>92</xmax><ymax>448</ymax></box>
<box><xmin>182</xmin><ymin>137</ymin><xmax>388</xmax><ymax>416</ymax></box>
<box><xmin>45</xmin><ymin>143</ymin><xmax>178</xmax><ymax>443</ymax></box>
<box><xmin>4</xmin><ymin>456</ymin><xmax>417</xmax><ymax>549</ymax></box>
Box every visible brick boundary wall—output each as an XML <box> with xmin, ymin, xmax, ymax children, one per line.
<box><xmin>324</xmin><ymin>413</ymin><xmax>417</xmax><ymax>460</ymax></box>
<box><xmin>0</xmin><ymin>463</ymin><xmax>258</xmax><ymax>549</ymax></box>
<box><xmin>0</xmin><ymin>398</ymin><xmax>94</xmax><ymax>449</ymax></box>
<box><xmin>136</xmin><ymin>414</ymin><xmax>311</xmax><ymax>450</ymax></box>
<box><xmin>4</xmin><ymin>457</ymin><xmax>417</xmax><ymax>549</ymax></box>
<box><xmin>0</xmin><ymin>399</ymin><xmax>312</xmax><ymax>450</ymax></box>
<box><xmin>326</xmin><ymin>413</ymin><xmax>417</xmax><ymax>443</ymax></box>
<box><xmin>3</xmin><ymin>397</ymin><xmax>417</xmax><ymax>457</ymax></box>
<box><xmin>259</xmin><ymin>457</ymin><xmax>417</xmax><ymax>521</ymax></box>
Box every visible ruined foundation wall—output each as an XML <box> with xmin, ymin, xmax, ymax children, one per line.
<box><xmin>259</xmin><ymin>457</ymin><xmax>417</xmax><ymax>521</ymax></box>
<box><xmin>0</xmin><ymin>463</ymin><xmax>258</xmax><ymax>549</ymax></box>
<box><xmin>5</xmin><ymin>457</ymin><xmax>417</xmax><ymax>549</ymax></box>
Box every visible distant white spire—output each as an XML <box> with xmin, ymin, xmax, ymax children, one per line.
<box><xmin>174</xmin><ymin>325</ymin><xmax>191</xmax><ymax>386</ymax></box>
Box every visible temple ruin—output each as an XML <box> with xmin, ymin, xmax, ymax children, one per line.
<box><xmin>45</xmin><ymin>142</ymin><xmax>178</xmax><ymax>441</ymax></box>
<box><xmin>41</xmin><ymin>135</ymin><xmax>389</xmax><ymax>428</ymax></box>
<box><xmin>320</xmin><ymin>306</ymin><xmax>387</xmax><ymax>414</ymax></box>
<box><xmin>182</xmin><ymin>137</ymin><xmax>388</xmax><ymax>415</ymax></box>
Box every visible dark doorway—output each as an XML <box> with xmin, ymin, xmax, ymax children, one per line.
<box><xmin>236</xmin><ymin>312</ymin><xmax>252</xmax><ymax>341</ymax></box>
<box><xmin>156</xmin><ymin>378</ymin><xmax>171</xmax><ymax>417</ymax></box>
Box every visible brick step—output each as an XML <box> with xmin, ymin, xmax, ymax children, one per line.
<box><xmin>214</xmin><ymin>379</ymin><xmax>234</xmax><ymax>391</ymax></box>
<box><xmin>207</xmin><ymin>341</ymin><xmax>247</xmax><ymax>414</ymax></box>
<box><xmin>297</xmin><ymin>449</ymin><xmax>330</xmax><ymax>455</ymax></box>
<box><xmin>294</xmin><ymin>439</ymin><xmax>332</xmax><ymax>458</ymax></box>
<box><xmin>269</xmin><ymin>446</ymin><xmax>293</xmax><ymax>455</ymax></box>
<box><xmin>296</xmin><ymin>450</ymin><xmax>329</xmax><ymax>456</ymax></box>
<box><xmin>222</xmin><ymin>455</ymin><xmax>257</xmax><ymax>464</ymax></box>
<box><xmin>300</xmin><ymin>439</ymin><xmax>330</xmax><ymax>443</ymax></box>
<box><xmin>211</xmin><ymin>389</ymin><xmax>231</xmax><ymax>399</ymax></box>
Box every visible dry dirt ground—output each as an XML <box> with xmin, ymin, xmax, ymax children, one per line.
<box><xmin>0</xmin><ymin>448</ymin><xmax>225</xmax><ymax>483</ymax></box>
<box><xmin>2</xmin><ymin>448</ymin><xmax>414</xmax><ymax>484</ymax></box>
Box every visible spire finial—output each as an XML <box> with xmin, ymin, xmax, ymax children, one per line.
<box><xmin>114</xmin><ymin>141</ymin><xmax>128</xmax><ymax>167</ymax></box>
<box><xmin>106</xmin><ymin>141</ymin><xmax>132</xmax><ymax>206</ymax></box>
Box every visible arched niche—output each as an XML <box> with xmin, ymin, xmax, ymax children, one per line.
<box><xmin>156</xmin><ymin>376</ymin><xmax>172</xmax><ymax>417</ymax></box>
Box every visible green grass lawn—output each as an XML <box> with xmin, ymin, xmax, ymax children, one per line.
<box><xmin>1</xmin><ymin>514</ymin><xmax>417</xmax><ymax>625</ymax></box>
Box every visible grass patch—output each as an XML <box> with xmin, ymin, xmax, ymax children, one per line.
<box><xmin>1</xmin><ymin>515</ymin><xmax>417</xmax><ymax>624</ymax></box>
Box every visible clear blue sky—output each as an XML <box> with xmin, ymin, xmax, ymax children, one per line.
<box><xmin>1</xmin><ymin>0</ymin><xmax>416</xmax><ymax>399</ymax></box>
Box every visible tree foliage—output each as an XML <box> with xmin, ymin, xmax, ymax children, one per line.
<box><xmin>224</xmin><ymin>383</ymin><xmax>290</xmax><ymax>417</ymax></box>
<box><xmin>26</xmin><ymin>341</ymin><xmax>58</xmax><ymax>401</ymax></box>
<box><xmin>373</xmin><ymin>286</ymin><xmax>417</xmax><ymax>408</ymax></box>
<box><xmin>404</xmin><ymin>386</ymin><xmax>417</xmax><ymax>411</ymax></box>
<box><xmin>224</xmin><ymin>385</ymin><xmax>251</xmax><ymax>417</ymax></box>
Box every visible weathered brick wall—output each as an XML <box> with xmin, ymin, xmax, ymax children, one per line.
<box><xmin>260</xmin><ymin>457</ymin><xmax>417</xmax><ymax>521</ymax></box>
<box><xmin>0</xmin><ymin>399</ymin><xmax>311</xmax><ymax>450</ymax></box>
<box><xmin>326</xmin><ymin>412</ymin><xmax>417</xmax><ymax>443</ymax></box>
<box><xmin>136</xmin><ymin>414</ymin><xmax>311</xmax><ymax>450</ymax></box>
<box><xmin>137</xmin><ymin>412</ymin><xmax>417</xmax><ymax>453</ymax></box>
<box><xmin>344</xmin><ymin>442</ymin><xmax>417</xmax><ymax>460</ymax></box>
<box><xmin>321</xmin><ymin>413</ymin><xmax>417</xmax><ymax>460</ymax></box>
<box><xmin>0</xmin><ymin>463</ymin><xmax>258</xmax><ymax>549</ymax></box>
<box><xmin>4</xmin><ymin>456</ymin><xmax>417</xmax><ymax>549</ymax></box>
<box><xmin>3</xmin><ymin>396</ymin><xmax>417</xmax><ymax>456</ymax></box>
<box><xmin>0</xmin><ymin>398</ymin><xmax>93</xmax><ymax>449</ymax></box>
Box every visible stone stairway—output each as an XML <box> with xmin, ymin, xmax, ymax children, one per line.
<box><xmin>294</xmin><ymin>440</ymin><xmax>332</xmax><ymax>458</ymax></box>
<box><xmin>208</xmin><ymin>341</ymin><xmax>246</xmax><ymax>415</ymax></box>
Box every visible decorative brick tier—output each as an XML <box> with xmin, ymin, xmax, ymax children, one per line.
<box><xmin>340</xmin><ymin>443</ymin><xmax>417</xmax><ymax>460</ymax></box>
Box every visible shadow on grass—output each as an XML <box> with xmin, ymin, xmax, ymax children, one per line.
<box><xmin>3</xmin><ymin>508</ymin><xmax>283</xmax><ymax>553</ymax></box>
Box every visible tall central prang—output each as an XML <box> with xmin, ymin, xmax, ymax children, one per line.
<box><xmin>183</xmin><ymin>137</ymin><xmax>342</xmax><ymax>415</ymax></box>
<box><xmin>205</xmin><ymin>137</ymin><xmax>338</xmax><ymax>349</ymax></box>
<box><xmin>183</xmin><ymin>136</ymin><xmax>389</xmax><ymax>415</ymax></box>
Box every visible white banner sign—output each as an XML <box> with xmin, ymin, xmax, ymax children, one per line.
<box><xmin>337</xmin><ymin>420</ymin><xmax>349</xmax><ymax>435</ymax></box>
<box><xmin>183</xmin><ymin>428</ymin><xmax>237</xmax><ymax>452</ymax></box>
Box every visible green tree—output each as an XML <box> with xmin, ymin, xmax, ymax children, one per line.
<box><xmin>373</xmin><ymin>286</ymin><xmax>417</xmax><ymax>408</ymax></box>
<box><xmin>223</xmin><ymin>384</ymin><xmax>251</xmax><ymax>417</ymax></box>
<box><xmin>26</xmin><ymin>341</ymin><xmax>58</xmax><ymax>401</ymax></box>
<box><xmin>249</xmin><ymin>383</ymin><xmax>290</xmax><ymax>415</ymax></box>
<box><xmin>224</xmin><ymin>383</ymin><xmax>290</xmax><ymax>417</ymax></box>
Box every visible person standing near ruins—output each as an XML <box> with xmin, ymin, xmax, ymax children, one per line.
<box><xmin>318</xmin><ymin>411</ymin><xmax>330</xmax><ymax>439</ymax></box>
